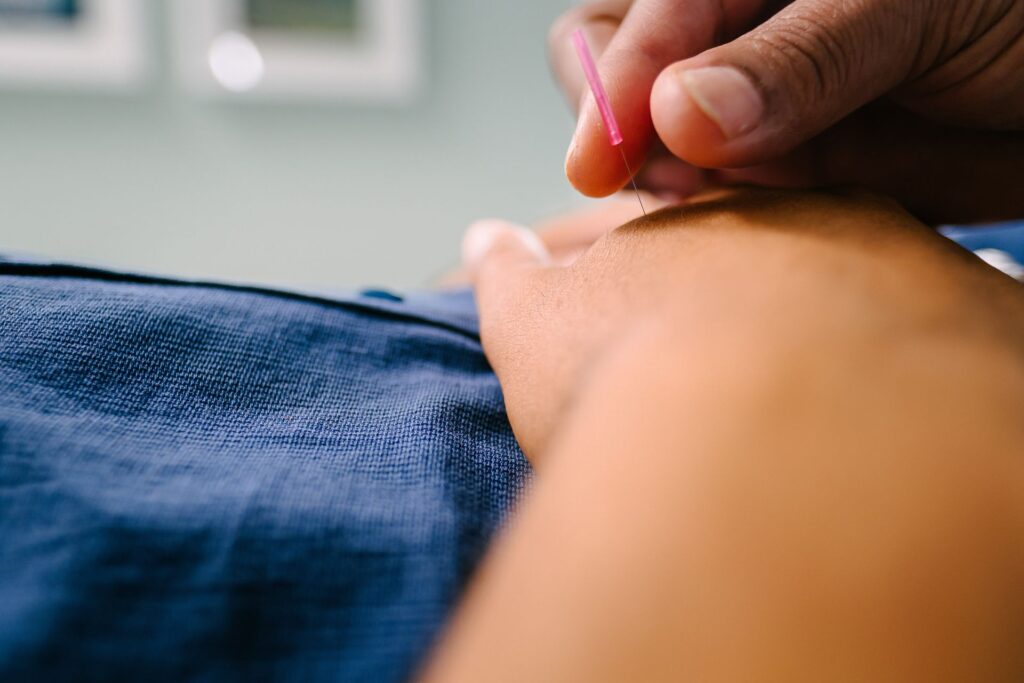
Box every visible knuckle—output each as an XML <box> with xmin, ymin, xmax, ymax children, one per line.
<box><xmin>547</xmin><ymin>3</ymin><xmax>603</xmax><ymax>52</ymax></box>
<box><xmin>547</xmin><ymin>0</ymin><xmax>630</xmax><ymax>55</ymax></box>
<box><xmin>547</xmin><ymin>9</ymin><xmax>580</xmax><ymax>55</ymax></box>
<box><xmin>752</xmin><ymin>8</ymin><xmax>858</xmax><ymax>104</ymax></box>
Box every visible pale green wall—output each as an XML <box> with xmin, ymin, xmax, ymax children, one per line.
<box><xmin>0</xmin><ymin>0</ymin><xmax>579</xmax><ymax>288</ymax></box>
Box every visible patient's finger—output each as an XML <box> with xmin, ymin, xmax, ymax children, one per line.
<box><xmin>463</xmin><ymin>219</ymin><xmax>566</xmax><ymax>453</ymax></box>
<box><xmin>462</xmin><ymin>219</ymin><xmax>553</xmax><ymax>325</ymax></box>
<box><xmin>463</xmin><ymin>219</ymin><xmax>550</xmax><ymax>272</ymax></box>
<box><xmin>440</xmin><ymin>200</ymin><xmax>652</xmax><ymax>288</ymax></box>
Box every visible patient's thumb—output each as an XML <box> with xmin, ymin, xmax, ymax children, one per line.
<box><xmin>462</xmin><ymin>219</ymin><xmax>550</xmax><ymax>280</ymax></box>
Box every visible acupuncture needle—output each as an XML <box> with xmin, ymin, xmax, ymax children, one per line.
<box><xmin>571</xmin><ymin>28</ymin><xmax>647</xmax><ymax>216</ymax></box>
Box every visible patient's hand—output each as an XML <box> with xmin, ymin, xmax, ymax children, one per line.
<box><xmin>464</xmin><ymin>188</ymin><xmax>1024</xmax><ymax>462</ymax></box>
<box><xmin>423</xmin><ymin>188</ymin><xmax>1024</xmax><ymax>682</ymax></box>
<box><xmin>438</xmin><ymin>193</ymin><xmax>665</xmax><ymax>288</ymax></box>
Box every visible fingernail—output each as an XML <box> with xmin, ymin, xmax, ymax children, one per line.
<box><xmin>462</xmin><ymin>220</ymin><xmax>508</xmax><ymax>268</ymax></box>
<box><xmin>681</xmin><ymin>66</ymin><xmax>763</xmax><ymax>139</ymax></box>
<box><xmin>513</xmin><ymin>227</ymin><xmax>552</xmax><ymax>264</ymax></box>
<box><xmin>462</xmin><ymin>220</ymin><xmax>551</xmax><ymax>268</ymax></box>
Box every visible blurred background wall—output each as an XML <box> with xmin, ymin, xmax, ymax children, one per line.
<box><xmin>0</xmin><ymin>0</ymin><xmax>579</xmax><ymax>288</ymax></box>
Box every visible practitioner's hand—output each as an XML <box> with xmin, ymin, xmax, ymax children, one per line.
<box><xmin>428</xmin><ymin>186</ymin><xmax>1024</xmax><ymax>682</ymax></box>
<box><xmin>550</xmin><ymin>0</ymin><xmax>1024</xmax><ymax>223</ymax></box>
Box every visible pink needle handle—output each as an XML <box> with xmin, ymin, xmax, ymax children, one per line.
<box><xmin>571</xmin><ymin>28</ymin><xmax>623</xmax><ymax>147</ymax></box>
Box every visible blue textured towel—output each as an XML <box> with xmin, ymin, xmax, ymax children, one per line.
<box><xmin>0</xmin><ymin>258</ymin><xmax>531</xmax><ymax>682</ymax></box>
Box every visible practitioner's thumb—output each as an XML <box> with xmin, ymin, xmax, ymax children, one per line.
<box><xmin>650</xmin><ymin>0</ymin><xmax>922</xmax><ymax>168</ymax></box>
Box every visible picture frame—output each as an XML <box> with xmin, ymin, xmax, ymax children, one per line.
<box><xmin>0</xmin><ymin>0</ymin><xmax>148</xmax><ymax>90</ymax></box>
<box><xmin>172</xmin><ymin>0</ymin><xmax>422</xmax><ymax>103</ymax></box>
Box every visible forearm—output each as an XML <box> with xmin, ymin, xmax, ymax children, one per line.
<box><xmin>422</xmin><ymin>311</ymin><xmax>1024</xmax><ymax>681</ymax></box>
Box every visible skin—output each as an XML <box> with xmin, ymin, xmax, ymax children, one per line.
<box><xmin>421</xmin><ymin>188</ymin><xmax>1024</xmax><ymax>681</ymax></box>
<box><xmin>549</xmin><ymin>0</ymin><xmax>1024</xmax><ymax>223</ymax></box>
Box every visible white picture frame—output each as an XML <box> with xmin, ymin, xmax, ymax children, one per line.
<box><xmin>0</xmin><ymin>0</ymin><xmax>148</xmax><ymax>90</ymax></box>
<box><xmin>173</xmin><ymin>0</ymin><xmax>422</xmax><ymax>103</ymax></box>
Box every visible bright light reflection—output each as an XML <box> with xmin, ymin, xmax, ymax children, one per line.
<box><xmin>208</xmin><ymin>31</ymin><xmax>265</xmax><ymax>93</ymax></box>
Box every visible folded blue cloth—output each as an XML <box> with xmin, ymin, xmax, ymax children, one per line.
<box><xmin>0</xmin><ymin>258</ymin><xmax>530</xmax><ymax>682</ymax></box>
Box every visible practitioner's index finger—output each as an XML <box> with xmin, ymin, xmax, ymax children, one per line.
<box><xmin>572</xmin><ymin>29</ymin><xmax>623</xmax><ymax>147</ymax></box>
<box><xmin>566</xmin><ymin>0</ymin><xmax>750</xmax><ymax>196</ymax></box>
<box><xmin>550</xmin><ymin>17</ymin><xmax>618</xmax><ymax>114</ymax></box>
<box><xmin>565</xmin><ymin>39</ymin><xmax>660</xmax><ymax>196</ymax></box>
<box><xmin>548</xmin><ymin>1</ymin><xmax>632</xmax><ymax>113</ymax></box>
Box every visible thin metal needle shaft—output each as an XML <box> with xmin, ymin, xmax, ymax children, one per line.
<box><xmin>618</xmin><ymin>145</ymin><xmax>647</xmax><ymax>216</ymax></box>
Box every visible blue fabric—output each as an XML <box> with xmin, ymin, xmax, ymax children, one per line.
<box><xmin>0</xmin><ymin>258</ymin><xmax>531</xmax><ymax>682</ymax></box>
